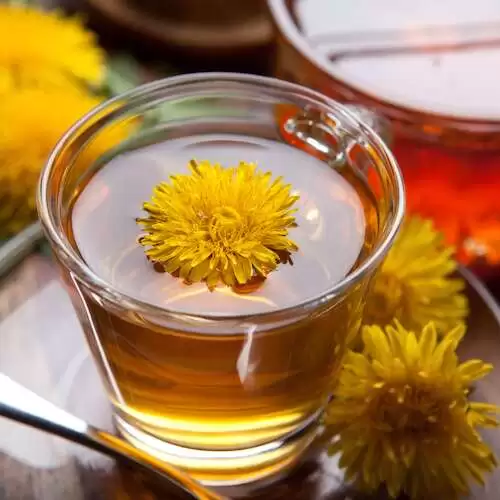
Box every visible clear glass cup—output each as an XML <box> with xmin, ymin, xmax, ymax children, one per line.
<box><xmin>37</xmin><ymin>73</ymin><xmax>404</xmax><ymax>485</ymax></box>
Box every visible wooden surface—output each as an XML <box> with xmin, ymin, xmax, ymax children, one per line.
<box><xmin>0</xmin><ymin>253</ymin><xmax>499</xmax><ymax>499</ymax></box>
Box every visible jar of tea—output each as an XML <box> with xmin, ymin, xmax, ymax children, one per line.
<box><xmin>269</xmin><ymin>0</ymin><xmax>500</xmax><ymax>277</ymax></box>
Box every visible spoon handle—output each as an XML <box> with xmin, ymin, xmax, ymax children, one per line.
<box><xmin>0</xmin><ymin>374</ymin><xmax>224</xmax><ymax>500</ymax></box>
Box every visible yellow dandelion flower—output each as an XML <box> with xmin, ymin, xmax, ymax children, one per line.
<box><xmin>0</xmin><ymin>86</ymin><xmax>134</xmax><ymax>237</ymax></box>
<box><xmin>137</xmin><ymin>160</ymin><xmax>299</xmax><ymax>290</ymax></box>
<box><xmin>0</xmin><ymin>5</ymin><xmax>105</xmax><ymax>92</ymax></box>
<box><xmin>326</xmin><ymin>320</ymin><xmax>499</xmax><ymax>500</ymax></box>
<box><xmin>364</xmin><ymin>216</ymin><xmax>468</xmax><ymax>333</ymax></box>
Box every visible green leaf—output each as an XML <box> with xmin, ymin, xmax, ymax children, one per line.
<box><xmin>5</xmin><ymin>0</ymin><xmax>38</xmax><ymax>6</ymax></box>
<box><xmin>103</xmin><ymin>54</ymin><xmax>142</xmax><ymax>97</ymax></box>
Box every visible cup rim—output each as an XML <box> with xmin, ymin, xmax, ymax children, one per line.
<box><xmin>37</xmin><ymin>72</ymin><xmax>405</xmax><ymax>322</ymax></box>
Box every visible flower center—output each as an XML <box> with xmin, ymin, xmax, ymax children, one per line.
<box><xmin>373</xmin><ymin>385</ymin><xmax>452</xmax><ymax>440</ymax></box>
<box><xmin>209</xmin><ymin>206</ymin><xmax>244</xmax><ymax>241</ymax></box>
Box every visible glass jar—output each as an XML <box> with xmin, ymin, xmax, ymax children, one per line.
<box><xmin>269</xmin><ymin>0</ymin><xmax>500</xmax><ymax>278</ymax></box>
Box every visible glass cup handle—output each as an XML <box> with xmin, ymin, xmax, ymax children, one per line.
<box><xmin>343</xmin><ymin>104</ymin><xmax>393</xmax><ymax>146</ymax></box>
<box><xmin>280</xmin><ymin>103</ymin><xmax>392</xmax><ymax>173</ymax></box>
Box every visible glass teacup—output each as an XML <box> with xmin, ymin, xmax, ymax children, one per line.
<box><xmin>37</xmin><ymin>73</ymin><xmax>404</xmax><ymax>484</ymax></box>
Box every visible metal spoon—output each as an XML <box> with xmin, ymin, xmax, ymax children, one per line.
<box><xmin>0</xmin><ymin>374</ymin><xmax>224</xmax><ymax>500</ymax></box>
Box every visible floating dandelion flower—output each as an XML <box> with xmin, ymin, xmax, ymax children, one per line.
<box><xmin>137</xmin><ymin>160</ymin><xmax>300</xmax><ymax>290</ymax></box>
